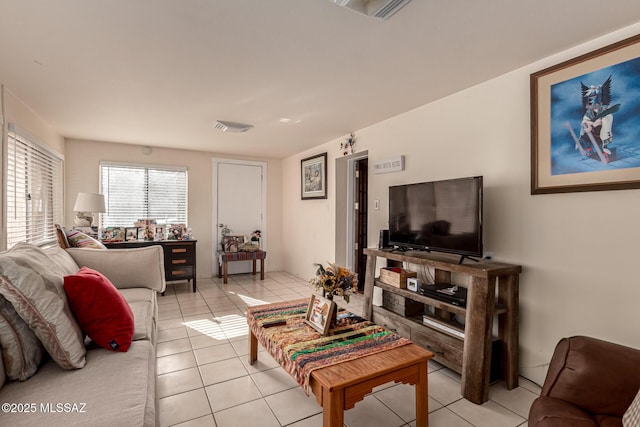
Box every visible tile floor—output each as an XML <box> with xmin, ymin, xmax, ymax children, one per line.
<box><xmin>156</xmin><ymin>272</ymin><xmax>540</xmax><ymax>427</ymax></box>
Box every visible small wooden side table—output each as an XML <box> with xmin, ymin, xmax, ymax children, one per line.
<box><xmin>217</xmin><ymin>250</ymin><xmax>266</xmax><ymax>284</ymax></box>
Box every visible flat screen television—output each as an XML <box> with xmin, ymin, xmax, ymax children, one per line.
<box><xmin>388</xmin><ymin>176</ymin><xmax>483</xmax><ymax>259</ymax></box>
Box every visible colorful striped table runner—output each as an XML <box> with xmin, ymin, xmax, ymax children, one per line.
<box><xmin>246</xmin><ymin>298</ymin><xmax>412</xmax><ymax>394</ymax></box>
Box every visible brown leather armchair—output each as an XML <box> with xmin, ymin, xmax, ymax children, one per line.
<box><xmin>529</xmin><ymin>336</ymin><xmax>640</xmax><ymax>426</ymax></box>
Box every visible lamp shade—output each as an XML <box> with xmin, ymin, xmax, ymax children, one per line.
<box><xmin>73</xmin><ymin>192</ymin><xmax>106</xmax><ymax>213</ymax></box>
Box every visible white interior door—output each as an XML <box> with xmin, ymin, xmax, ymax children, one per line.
<box><xmin>213</xmin><ymin>159</ymin><xmax>266</xmax><ymax>276</ymax></box>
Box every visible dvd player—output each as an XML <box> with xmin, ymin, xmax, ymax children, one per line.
<box><xmin>418</xmin><ymin>283</ymin><xmax>467</xmax><ymax>307</ymax></box>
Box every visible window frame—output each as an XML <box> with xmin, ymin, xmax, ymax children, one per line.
<box><xmin>99</xmin><ymin>161</ymin><xmax>188</xmax><ymax>229</ymax></box>
<box><xmin>3</xmin><ymin>123</ymin><xmax>64</xmax><ymax>250</ymax></box>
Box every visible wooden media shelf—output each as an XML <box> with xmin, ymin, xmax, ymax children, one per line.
<box><xmin>362</xmin><ymin>248</ymin><xmax>521</xmax><ymax>404</ymax></box>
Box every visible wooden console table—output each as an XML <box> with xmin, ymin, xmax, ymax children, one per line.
<box><xmin>217</xmin><ymin>249</ymin><xmax>266</xmax><ymax>284</ymax></box>
<box><xmin>104</xmin><ymin>240</ymin><xmax>197</xmax><ymax>292</ymax></box>
<box><xmin>247</xmin><ymin>300</ymin><xmax>433</xmax><ymax>427</ymax></box>
<box><xmin>363</xmin><ymin>248</ymin><xmax>521</xmax><ymax>404</ymax></box>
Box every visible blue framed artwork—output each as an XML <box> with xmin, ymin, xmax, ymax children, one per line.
<box><xmin>531</xmin><ymin>34</ymin><xmax>640</xmax><ymax>194</ymax></box>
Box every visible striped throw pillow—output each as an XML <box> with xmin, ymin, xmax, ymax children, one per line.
<box><xmin>624</xmin><ymin>388</ymin><xmax>640</xmax><ymax>427</ymax></box>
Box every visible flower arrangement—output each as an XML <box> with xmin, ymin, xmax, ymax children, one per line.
<box><xmin>310</xmin><ymin>263</ymin><xmax>357</xmax><ymax>303</ymax></box>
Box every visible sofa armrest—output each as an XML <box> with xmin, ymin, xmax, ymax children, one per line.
<box><xmin>66</xmin><ymin>246</ymin><xmax>166</xmax><ymax>293</ymax></box>
<box><xmin>541</xmin><ymin>336</ymin><xmax>640</xmax><ymax>417</ymax></box>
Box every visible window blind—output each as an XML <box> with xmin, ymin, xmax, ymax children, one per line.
<box><xmin>99</xmin><ymin>163</ymin><xmax>187</xmax><ymax>228</ymax></box>
<box><xmin>6</xmin><ymin>124</ymin><xmax>63</xmax><ymax>248</ymax></box>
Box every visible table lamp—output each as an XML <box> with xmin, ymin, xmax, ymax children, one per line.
<box><xmin>73</xmin><ymin>192</ymin><xmax>106</xmax><ymax>226</ymax></box>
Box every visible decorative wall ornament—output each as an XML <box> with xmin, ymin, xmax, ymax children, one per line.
<box><xmin>340</xmin><ymin>133</ymin><xmax>356</xmax><ymax>156</ymax></box>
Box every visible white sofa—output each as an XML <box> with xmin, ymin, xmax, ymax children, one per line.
<box><xmin>0</xmin><ymin>243</ymin><xmax>165</xmax><ymax>426</ymax></box>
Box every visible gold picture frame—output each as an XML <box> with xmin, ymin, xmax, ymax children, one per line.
<box><xmin>304</xmin><ymin>295</ymin><xmax>336</xmax><ymax>336</ymax></box>
<box><xmin>531</xmin><ymin>33</ymin><xmax>640</xmax><ymax>194</ymax></box>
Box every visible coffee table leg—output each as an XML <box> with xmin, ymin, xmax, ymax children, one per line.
<box><xmin>260</xmin><ymin>259</ymin><xmax>264</xmax><ymax>280</ymax></box>
<box><xmin>322</xmin><ymin>387</ymin><xmax>344</xmax><ymax>427</ymax></box>
<box><xmin>415</xmin><ymin>360</ymin><xmax>429</xmax><ymax>427</ymax></box>
<box><xmin>252</xmin><ymin>259</ymin><xmax>257</xmax><ymax>275</ymax></box>
<box><xmin>223</xmin><ymin>261</ymin><xmax>228</xmax><ymax>284</ymax></box>
<box><xmin>249</xmin><ymin>330</ymin><xmax>258</xmax><ymax>365</ymax></box>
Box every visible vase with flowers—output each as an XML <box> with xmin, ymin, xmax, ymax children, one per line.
<box><xmin>310</xmin><ymin>262</ymin><xmax>357</xmax><ymax>303</ymax></box>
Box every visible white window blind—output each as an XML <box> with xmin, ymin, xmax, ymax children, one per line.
<box><xmin>6</xmin><ymin>124</ymin><xmax>63</xmax><ymax>249</ymax></box>
<box><xmin>100</xmin><ymin>163</ymin><xmax>187</xmax><ymax>227</ymax></box>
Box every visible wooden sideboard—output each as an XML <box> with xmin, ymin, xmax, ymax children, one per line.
<box><xmin>362</xmin><ymin>248</ymin><xmax>521</xmax><ymax>404</ymax></box>
<box><xmin>104</xmin><ymin>240</ymin><xmax>197</xmax><ymax>292</ymax></box>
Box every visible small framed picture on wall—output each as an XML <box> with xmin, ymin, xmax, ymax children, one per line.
<box><xmin>301</xmin><ymin>152</ymin><xmax>327</xmax><ymax>200</ymax></box>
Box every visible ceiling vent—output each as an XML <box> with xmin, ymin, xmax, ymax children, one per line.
<box><xmin>215</xmin><ymin>120</ymin><xmax>253</xmax><ymax>133</ymax></box>
<box><xmin>329</xmin><ymin>0</ymin><xmax>411</xmax><ymax>20</ymax></box>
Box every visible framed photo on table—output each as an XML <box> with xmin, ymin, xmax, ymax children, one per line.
<box><xmin>102</xmin><ymin>227</ymin><xmax>125</xmax><ymax>242</ymax></box>
<box><xmin>305</xmin><ymin>295</ymin><xmax>336</xmax><ymax>336</ymax></box>
<box><xmin>301</xmin><ymin>152</ymin><xmax>327</xmax><ymax>200</ymax></box>
<box><xmin>168</xmin><ymin>224</ymin><xmax>185</xmax><ymax>240</ymax></box>
<box><xmin>222</xmin><ymin>235</ymin><xmax>244</xmax><ymax>253</ymax></box>
<box><xmin>154</xmin><ymin>225</ymin><xmax>166</xmax><ymax>241</ymax></box>
<box><xmin>531</xmin><ymin>33</ymin><xmax>640</xmax><ymax>194</ymax></box>
<box><xmin>124</xmin><ymin>227</ymin><xmax>138</xmax><ymax>241</ymax></box>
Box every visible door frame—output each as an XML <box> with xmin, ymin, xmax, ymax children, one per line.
<box><xmin>211</xmin><ymin>158</ymin><xmax>267</xmax><ymax>277</ymax></box>
<box><xmin>346</xmin><ymin>152</ymin><xmax>368</xmax><ymax>271</ymax></box>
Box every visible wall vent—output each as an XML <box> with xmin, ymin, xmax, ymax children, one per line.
<box><xmin>373</xmin><ymin>155</ymin><xmax>404</xmax><ymax>174</ymax></box>
<box><xmin>329</xmin><ymin>0</ymin><xmax>411</xmax><ymax>20</ymax></box>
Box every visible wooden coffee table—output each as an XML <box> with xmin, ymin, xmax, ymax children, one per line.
<box><xmin>249</xmin><ymin>324</ymin><xmax>433</xmax><ymax>427</ymax></box>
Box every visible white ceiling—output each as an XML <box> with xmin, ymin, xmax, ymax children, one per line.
<box><xmin>1</xmin><ymin>0</ymin><xmax>640</xmax><ymax>159</ymax></box>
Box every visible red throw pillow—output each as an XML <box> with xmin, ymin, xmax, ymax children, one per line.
<box><xmin>63</xmin><ymin>267</ymin><xmax>134</xmax><ymax>352</ymax></box>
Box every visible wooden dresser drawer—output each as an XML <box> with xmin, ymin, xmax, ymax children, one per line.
<box><xmin>167</xmin><ymin>266</ymin><xmax>194</xmax><ymax>280</ymax></box>
<box><xmin>164</xmin><ymin>243</ymin><xmax>196</xmax><ymax>258</ymax></box>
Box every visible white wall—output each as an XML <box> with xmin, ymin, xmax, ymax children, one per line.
<box><xmin>1</xmin><ymin>86</ymin><xmax>65</xmax><ymax>154</ymax></box>
<box><xmin>65</xmin><ymin>139</ymin><xmax>283</xmax><ymax>279</ymax></box>
<box><xmin>282</xmin><ymin>22</ymin><xmax>640</xmax><ymax>385</ymax></box>
<box><xmin>1</xmin><ymin>85</ymin><xmax>65</xmax><ymax>250</ymax></box>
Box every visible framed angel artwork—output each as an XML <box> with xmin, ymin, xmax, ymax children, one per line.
<box><xmin>531</xmin><ymin>34</ymin><xmax>640</xmax><ymax>194</ymax></box>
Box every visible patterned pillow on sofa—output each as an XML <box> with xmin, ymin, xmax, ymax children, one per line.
<box><xmin>0</xmin><ymin>295</ymin><xmax>45</xmax><ymax>380</ymax></box>
<box><xmin>0</xmin><ymin>351</ymin><xmax>4</xmax><ymax>389</ymax></box>
<box><xmin>623</xmin><ymin>388</ymin><xmax>640</xmax><ymax>427</ymax></box>
<box><xmin>0</xmin><ymin>243</ymin><xmax>86</xmax><ymax>370</ymax></box>
<box><xmin>64</xmin><ymin>229</ymin><xmax>106</xmax><ymax>249</ymax></box>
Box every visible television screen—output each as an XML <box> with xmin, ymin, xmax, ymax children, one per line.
<box><xmin>388</xmin><ymin>176</ymin><xmax>483</xmax><ymax>258</ymax></box>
